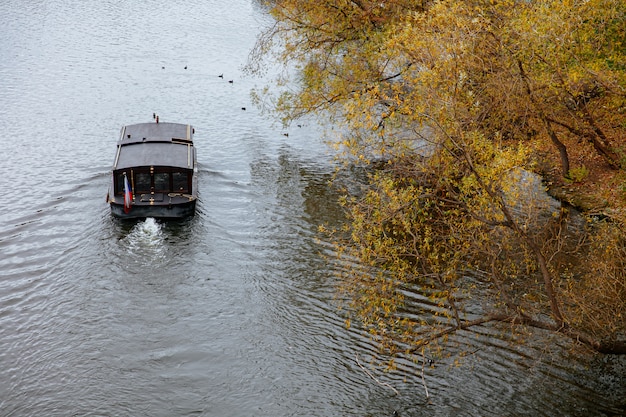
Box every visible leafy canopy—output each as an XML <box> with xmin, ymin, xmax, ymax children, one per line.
<box><xmin>252</xmin><ymin>0</ymin><xmax>626</xmax><ymax>357</ymax></box>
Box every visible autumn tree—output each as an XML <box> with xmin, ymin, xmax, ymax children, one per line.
<box><xmin>514</xmin><ymin>0</ymin><xmax>626</xmax><ymax>175</ymax></box>
<box><xmin>251</xmin><ymin>0</ymin><xmax>626</xmax><ymax>356</ymax></box>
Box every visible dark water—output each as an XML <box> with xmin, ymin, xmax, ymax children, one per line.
<box><xmin>0</xmin><ymin>1</ymin><xmax>624</xmax><ymax>416</ymax></box>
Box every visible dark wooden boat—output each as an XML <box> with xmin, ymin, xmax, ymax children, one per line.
<box><xmin>107</xmin><ymin>121</ymin><xmax>198</xmax><ymax>219</ymax></box>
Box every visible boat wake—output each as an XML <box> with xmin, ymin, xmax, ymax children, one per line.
<box><xmin>121</xmin><ymin>218</ymin><xmax>167</xmax><ymax>265</ymax></box>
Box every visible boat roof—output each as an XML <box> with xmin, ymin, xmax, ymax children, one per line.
<box><xmin>113</xmin><ymin>122</ymin><xmax>195</xmax><ymax>170</ymax></box>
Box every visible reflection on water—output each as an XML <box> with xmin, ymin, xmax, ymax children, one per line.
<box><xmin>0</xmin><ymin>0</ymin><xmax>624</xmax><ymax>416</ymax></box>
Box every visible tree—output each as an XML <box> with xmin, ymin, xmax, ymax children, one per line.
<box><xmin>251</xmin><ymin>0</ymin><xmax>626</xmax><ymax>356</ymax></box>
<box><xmin>507</xmin><ymin>0</ymin><xmax>626</xmax><ymax>175</ymax></box>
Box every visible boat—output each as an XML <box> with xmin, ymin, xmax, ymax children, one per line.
<box><xmin>107</xmin><ymin>121</ymin><xmax>198</xmax><ymax>219</ymax></box>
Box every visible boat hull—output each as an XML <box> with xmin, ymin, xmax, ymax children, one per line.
<box><xmin>110</xmin><ymin>200</ymin><xmax>196</xmax><ymax>219</ymax></box>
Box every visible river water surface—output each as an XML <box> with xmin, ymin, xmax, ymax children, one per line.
<box><xmin>0</xmin><ymin>1</ymin><xmax>624</xmax><ymax>416</ymax></box>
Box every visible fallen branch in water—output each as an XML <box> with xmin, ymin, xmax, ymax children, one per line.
<box><xmin>420</xmin><ymin>349</ymin><xmax>430</xmax><ymax>400</ymax></box>
<box><xmin>355</xmin><ymin>353</ymin><xmax>399</xmax><ymax>396</ymax></box>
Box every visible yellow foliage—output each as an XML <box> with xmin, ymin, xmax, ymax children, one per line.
<box><xmin>251</xmin><ymin>0</ymin><xmax>626</xmax><ymax>357</ymax></box>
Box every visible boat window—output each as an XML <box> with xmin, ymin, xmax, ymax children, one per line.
<box><xmin>154</xmin><ymin>172</ymin><xmax>170</xmax><ymax>192</ymax></box>
<box><xmin>115</xmin><ymin>173</ymin><xmax>125</xmax><ymax>195</ymax></box>
<box><xmin>173</xmin><ymin>172</ymin><xmax>189</xmax><ymax>193</ymax></box>
<box><xmin>135</xmin><ymin>172</ymin><xmax>151</xmax><ymax>193</ymax></box>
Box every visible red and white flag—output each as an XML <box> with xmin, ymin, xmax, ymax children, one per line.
<box><xmin>123</xmin><ymin>175</ymin><xmax>132</xmax><ymax>213</ymax></box>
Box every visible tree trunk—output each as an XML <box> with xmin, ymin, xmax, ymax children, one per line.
<box><xmin>594</xmin><ymin>340</ymin><xmax>626</xmax><ymax>355</ymax></box>
<box><xmin>516</xmin><ymin>60</ymin><xmax>570</xmax><ymax>177</ymax></box>
<box><xmin>542</xmin><ymin>118</ymin><xmax>570</xmax><ymax>177</ymax></box>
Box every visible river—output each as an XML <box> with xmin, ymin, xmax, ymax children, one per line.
<box><xmin>0</xmin><ymin>1</ymin><xmax>624</xmax><ymax>416</ymax></box>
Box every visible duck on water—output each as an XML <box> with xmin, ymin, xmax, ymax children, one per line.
<box><xmin>107</xmin><ymin>118</ymin><xmax>198</xmax><ymax>219</ymax></box>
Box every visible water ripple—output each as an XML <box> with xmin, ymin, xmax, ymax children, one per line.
<box><xmin>0</xmin><ymin>0</ymin><xmax>624</xmax><ymax>416</ymax></box>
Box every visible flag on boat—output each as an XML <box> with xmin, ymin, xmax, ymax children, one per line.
<box><xmin>123</xmin><ymin>174</ymin><xmax>132</xmax><ymax>213</ymax></box>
